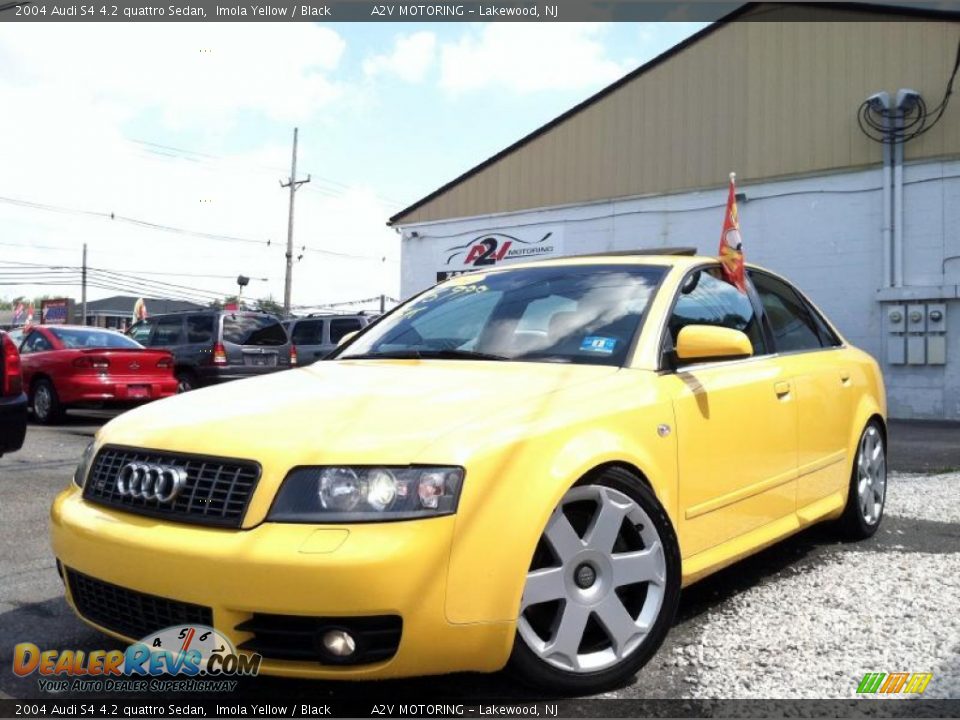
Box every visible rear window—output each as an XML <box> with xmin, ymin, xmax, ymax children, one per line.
<box><xmin>50</xmin><ymin>328</ymin><xmax>142</xmax><ymax>349</ymax></box>
<box><xmin>223</xmin><ymin>314</ymin><xmax>287</xmax><ymax>346</ymax></box>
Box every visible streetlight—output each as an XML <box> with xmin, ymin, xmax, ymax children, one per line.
<box><xmin>237</xmin><ymin>275</ymin><xmax>250</xmax><ymax>308</ymax></box>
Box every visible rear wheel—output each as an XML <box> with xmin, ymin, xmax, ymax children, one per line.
<box><xmin>510</xmin><ymin>467</ymin><xmax>681</xmax><ymax>693</ymax></box>
<box><xmin>838</xmin><ymin>421</ymin><xmax>887</xmax><ymax>539</ymax></box>
<box><xmin>175</xmin><ymin>370</ymin><xmax>197</xmax><ymax>394</ymax></box>
<box><xmin>31</xmin><ymin>379</ymin><xmax>64</xmax><ymax>425</ymax></box>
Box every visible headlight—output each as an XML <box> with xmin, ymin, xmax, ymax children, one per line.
<box><xmin>268</xmin><ymin>466</ymin><xmax>465</xmax><ymax>522</ymax></box>
<box><xmin>73</xmin><ymin>442</ymin><xmax>95</xmax><ymax>488</ymax></box>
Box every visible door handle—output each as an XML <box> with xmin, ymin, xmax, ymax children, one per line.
<box><xmin>840</xmin><ymin>371</ymin><xmax>852</xmax><ymax>386</ymax></box>
<box><xmin>774</xmin><ymin>381</ymin><xmax>791</xmax><ymax>398</ymax></box>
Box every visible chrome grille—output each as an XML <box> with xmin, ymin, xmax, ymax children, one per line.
<box><xmin>83</xmin><ymin>446</ymin><xmax>261</xmax><ymax>527</ymax></box>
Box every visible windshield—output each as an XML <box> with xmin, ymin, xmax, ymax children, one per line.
<box><xmin>222</xmin><ymin>314</ymin><xmax>287</xmax><ymax>346</ymax></box>
<box><xmin>340</xmin><ymin>264</ymin><xmax>665</xmax><ymax>366</ymax></box>
<box><xmin>50</xmin><ymin>327</ymin><xmax>142</xmax><ymax>350</ymax></box>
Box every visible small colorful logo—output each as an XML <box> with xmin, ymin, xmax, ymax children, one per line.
<box><xmin>857</xmin><ymin>672</ymin><xmax>933</xmax><ymax>695</ymax></box>
<box><xmin>13</xmin><ymin>625</ymin><xmax>260</xmax><ymax>692</ymax></box>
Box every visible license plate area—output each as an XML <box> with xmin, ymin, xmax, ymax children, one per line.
<box><xmin>244</xmin><ymin>353</ymin><xmax>277</xmax><ymax>367</ymax></box>
<box><xmin>127</xmin><ymin>385</ymin><xmax>150</xmax><ymax>399</ymax></box>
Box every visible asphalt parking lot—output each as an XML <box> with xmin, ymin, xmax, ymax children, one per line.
<box><xmin>0</xmin><ymin>413</ymin><xmax>958</xmax><ymax>700</ymax></box>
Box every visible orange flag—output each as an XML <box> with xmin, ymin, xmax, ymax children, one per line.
<box><xmin>719</xmin><ymin>172</ymin><xmax>746</xmax><ymax>293</ymax></box>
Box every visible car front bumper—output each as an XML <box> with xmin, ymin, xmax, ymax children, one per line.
<box><xmin>0</xmin><ymin>391</ymin><xmax>27</xmax><ymax>455</ymax></box>
<box><xmin>49</xmin><ymin>487</ymin><xmax>514</xmax><ymax>679</ymax></box>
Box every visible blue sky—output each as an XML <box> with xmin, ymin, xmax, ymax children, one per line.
<box><xmin>0</xmin><ymin>22</ymin><xmax>706</xmax><ymax>309</ymax></box>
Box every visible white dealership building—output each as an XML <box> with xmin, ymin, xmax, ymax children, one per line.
<box><xmin>389</xmin><ymin>2</ymin><xmax>960</xmax><ymax>421</ymax></box>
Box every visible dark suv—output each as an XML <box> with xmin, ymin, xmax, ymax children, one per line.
<box><xmin>128</xmin><ymin>311</ymin><xmax>294</xmax><ymax>393</ymax></box>
<box><xmin>0</xmin><ymin>330</ymin><xmax>27</xmax><ymax>456</ymax></box>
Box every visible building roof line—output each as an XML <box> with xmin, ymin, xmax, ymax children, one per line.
<box><xmin>388</xmin><ymin>1</ymin><xmax>960</xmax><ymax>226</ymax></box>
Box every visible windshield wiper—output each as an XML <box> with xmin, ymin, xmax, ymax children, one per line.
<box><xmin>344</xmin><ymin>349</ymin><xmax>509</xmax><ymax>361</ymax></box>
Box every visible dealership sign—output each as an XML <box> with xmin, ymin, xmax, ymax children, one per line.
<box><xmin>436</xmin><ymin>227</ymin><xmax>563</xmax><ymax>282</ymax></box>
<box><xmin>41</xmin><ymin>298</ymin><xmax>74</xmax><ymax>325</ymax></box>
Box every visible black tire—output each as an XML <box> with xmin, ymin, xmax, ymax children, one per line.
<box><xmin>31</xmin><ymin>378</ymin><xmax>64</xmax><ymax>425</ymax></box>
<box><xmin>509</xmin><ymin>466</ymin><xmax>681</xmax><ymax>694</ymax></box>
<box><xmin>175</xmin><ymin>370</ymin><xmax>198</xmax><ymax>394</ymax></box>
<box><xmin>837</xmin><ymin>420</ymin><xmax>887</xmax><ymax>540</ymax></box>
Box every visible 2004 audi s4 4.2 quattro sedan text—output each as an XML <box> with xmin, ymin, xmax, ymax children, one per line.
<box><xmin>51</xmin><ymin>252</ymin><xmax>887</xmax><ymax>693</ymax></box>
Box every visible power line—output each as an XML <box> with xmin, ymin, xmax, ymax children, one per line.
<box><xmin>0</xmin><ymin>259</ymin><xmax>268</xmax><ymax>282</ymax></box>
<box><xmin>0</xmin><ymin>199</ymin><xmax>392</xmax><ymax>263</ymax></box>
<box><xmin>0</xmin><ymin>195</ymin><xmax>271</xmax><ymax>247</ymax></box>
<box><xmin>127</xmin><ymin>137</ymin><xmax>407</xmax><ymax>207</ymax></box>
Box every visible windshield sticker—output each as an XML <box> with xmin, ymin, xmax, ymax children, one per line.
<box><xmin>580</xmin><ymin>336</ymin><xmax>617</xmax><ymax>354</ymax></box>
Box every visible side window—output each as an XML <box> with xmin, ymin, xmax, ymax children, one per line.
<box><xmin>150</xmin><ymin>316</ymin><xmax>184</xmax><ymax>346</ymax></box>
<box><xmin>292</xmin><ymin>320</ymin><xmax>323</xmax><ymax>345</ymax></box>
<box><xmin>809</xmin><ymin>305</ymin><xmax>842</xmax><ymax>347</ymax></box>
<box><xmin>329</xmin><ymin>318</ymin><xmax>364</xmax><ymax>344</ymax></box>
<box><xmin>128</xmin><ymin>320</ymin><xmax>153</xmax><ymax>344</ymax></box>
<box><xmin>185</xmin><ymin>315</ymin><xmax>214</xmax><ymax>344</ymax></box>
<box><xmin>668</xmin><ymin>268</ymin><xmax>765</xmax><ymax>355</ymax></box>
<box><xmin>21</xmin><ymin>331</ymin><xmax>53</xmax><ymax>354</ymax></box>
<box><xmin>750</xmin><ymin>272</ymin><xmax>824</xmax><ymax>353</ymax></box>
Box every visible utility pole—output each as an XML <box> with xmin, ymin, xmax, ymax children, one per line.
<box><xmin>280</xmin><ymin>127</ymin><xmax>311</xmax><ymax>316</ymax></box>
<box><xmin>81</xmin><ymin>243</ymin><xmax>87</xmax><ymax>326</ymax></box>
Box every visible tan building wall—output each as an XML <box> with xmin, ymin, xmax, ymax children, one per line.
<box><xmin>393</xmin><ymin>4</ymin><xmax>960</xmax><ymax>225</ymax></box>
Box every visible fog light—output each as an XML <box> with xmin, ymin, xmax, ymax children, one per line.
<box><xmin>322</xmin><ymin>629</ymin><xmax>356</xmax><ymax>657</ymax></box>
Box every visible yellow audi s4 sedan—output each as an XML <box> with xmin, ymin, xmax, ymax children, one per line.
<box><xmin>51</xmin><ymin>252</ymin><xmax>887</xmax><ymax>693</ymax></box>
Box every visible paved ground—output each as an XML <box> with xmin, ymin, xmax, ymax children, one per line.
<box><xmin>0</xmin><ymin>411</ymin><xmax>958</xmax><ymax>701</ymax></box>
<box><xmin>888</xmin><ymin>419</ymin><xmax>960</xmax><ymax>473</ymax></box>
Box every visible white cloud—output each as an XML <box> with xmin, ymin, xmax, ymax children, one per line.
<box><xmin>0</xmin><ymin>23</ymin><xmax>347</xmax><ymax>127</ymax></box>
<box><xmin>363</xmin><ymin>31</ymin><xmax>437</xmax><ymax>83</ymax></box>
<box><xmin>439</xmin><ymin>23</ymin><xmax>629</xmax><ymax>94</ymax></box>
<box><xmin>0</xmin><ymin>24</ymin><xmax>400</xmax><ymax>309</ymax></box>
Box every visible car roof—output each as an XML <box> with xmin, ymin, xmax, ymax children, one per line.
<box><xmin>480</xmin><ymin>252</ymin><xmax>774</xmax><ymax>275</ymax></box>
<box><xmin>34</xmin><ymin>324</ymin><xmax>124</xmax><ymax>332</ymax></box>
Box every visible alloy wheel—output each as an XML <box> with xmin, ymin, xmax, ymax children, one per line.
<box><xmin>517</xmin><ymin>485</ymin><xmax>667</xmax><ymax>673</ymax></box>
<box><xmin>857</xmin><ymin>425</ymin><xmax>886</xmax><ymax>525</ymax></box>
<box><xmin>34</xmin><ymin>385</ymin><xmax>51</xmax><ymax>420</ymax></box>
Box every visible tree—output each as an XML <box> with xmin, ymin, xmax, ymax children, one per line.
<box><xmin>255</xmin><ymin>296</ymin><xmax>284</xmax><ymax>316</ymax></box>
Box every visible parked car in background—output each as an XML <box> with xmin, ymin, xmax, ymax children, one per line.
<box><xmin>0</xmin><ymin>330</ymin><xmax>27</xmax><ymax>455</ymax></box>
<box><xmin>282</xmin><ymin>313</ymin><xmax>376</xmax><ymax>363</ymax></box>
<box><xmin>19</xmin><ymin>325</ymin><xmax>177</xmax><ymax>424</ymax></box>
<box><xmin>128</xmin><ymin>310</ymin><xmax>293</xmax><ymax>393</ymax></box>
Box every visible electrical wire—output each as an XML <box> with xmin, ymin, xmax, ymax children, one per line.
<box><xmin>0</xmin><ymin>194</ymin><xmax>392</xmax><ymax>263</ymax></box>
<box><xmin>857</xmin><ymin>38</ymin><xmax>960</xmax><ymax>145</ymax></box>
<box><xmin>0</xmin><ymin>195</ymin><xmax>270</xmax><ymax>246</ymax></box>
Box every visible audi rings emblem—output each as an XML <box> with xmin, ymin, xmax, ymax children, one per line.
<box><xmin>116</xmin><ymin>463</ymin><xmax>188</xmax><ymax>503</ymax></box>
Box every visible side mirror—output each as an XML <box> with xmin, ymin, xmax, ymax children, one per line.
<box><xmin>674</xmin><ymin>325</ymin><xmax>753</xmax><ymax>365</ymax></box>
<box><xmin>337</xmin><ymin>330</ymin><xmax>359</xmax><ymax>347</ymax></box>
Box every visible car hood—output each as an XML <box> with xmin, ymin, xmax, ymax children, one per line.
<box><xmin>97</xmin><ymin>359</ymin><xmax>619</xmax><ymax>466</ymax></box>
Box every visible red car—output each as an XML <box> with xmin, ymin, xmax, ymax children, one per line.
<box><xmin>18</xmin><ymin>325</ymin><xmax>177</xmax><ymax>424</ymax></box>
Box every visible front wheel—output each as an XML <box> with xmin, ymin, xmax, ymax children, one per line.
<box><xmin>510</xmin><ymin>467</ymin><xmax>681</xmax><ymax>693</ymax></box>
<box><xmin>837</xmin><ymin>421</ymin><xmax>887</xmax><ymax>539</ymax></box>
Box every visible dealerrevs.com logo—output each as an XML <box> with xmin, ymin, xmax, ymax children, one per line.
<box><xmin>13</xmin><ymin>624</ymin><xmax>261</xmax><ymax>693</ymax></box>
